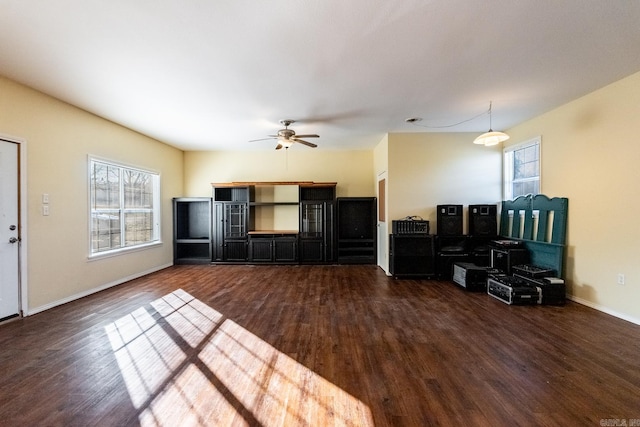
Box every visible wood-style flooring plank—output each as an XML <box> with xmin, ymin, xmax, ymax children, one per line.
<box><xmin>1</xmin><ymin>264</ymin><xmax>639</xmax><ymax>426</ymax></box>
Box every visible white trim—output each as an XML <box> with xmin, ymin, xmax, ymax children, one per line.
<box><xmin>503</xmin><ymin>136</ymin><xmax>542</xmax><ymax>199</ymax></box>
<box><xmin>25</xmin><ymin>263</ymin><xmax>173</xmax><ymax>316</ymax></box>
<box><xmin>87</xmin><ymin>240</ymin><xmax>163</xmax><ymax>261</ymax></box>
<box><xmin>568</xmin><ymin>295</ymin><xmax>640</xmax><ymax>326</ymax></box>
<box><xmin>503</xmin><ymin>135</ymin><xmax>542</xmax><ymax>153</ymax></box>
<box><xmin>0</xmin><ymin>133</ymin><xmax>28</xmax><ymax>318</ymax></box>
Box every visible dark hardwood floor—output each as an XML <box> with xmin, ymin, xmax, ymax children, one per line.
<box><xmin>1</xmin><ymin>264</ymin><xmax>639</xmax><ymax>426</ymax></box>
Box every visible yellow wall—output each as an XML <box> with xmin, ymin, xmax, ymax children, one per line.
<box><xmin>0</xmin><ymin>76</ymin><xmax>183</xmax><ymax>313</ymax></box>
<box><xmin>387</xmin><ymin>132</ymin><xmax>503</xmax><ymax>230</ymax></box>
<box><xmin>183</xmin><ymin>149</ymin><xmax>375</xmax><ymax>198</ymax></box>
<box><xmin>372</xmin><ymin>132</ymin><xmax>502</xmax><ymax>273</ymax></box>
<box><xmin>506</xmin><ymin>71</ymin><xmax>640</xmax><ymax>323</ymax></box>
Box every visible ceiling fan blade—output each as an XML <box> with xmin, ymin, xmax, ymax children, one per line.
<box><xmin>293</xmin><ymin>134</ymin><xmax>319</xmax><ymax>138</ymax></box>
<box><xmin>275</xmin><ymin>143</ymin><xmax>283</xmax><ymax>150</ymax></box>
<box><xmin>249</xmin><ymin>136</ymin><xmax>278</xmax><ymax>142</ymax></box>
<box><xmin>294</xmin><ymin>139</ymin><xmax>317</xmax><ymax>148</ymax></box>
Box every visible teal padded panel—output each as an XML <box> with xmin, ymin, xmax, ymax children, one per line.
<box><xmin>499</xmin><ymin>194</ymin><xmax>569</xmax><ymax>277</ymax></box>
<box><xmin>531</xmin><ymin>194</ymin><xmax>568</xmax><ymax>245</ymax></box>
<box><xmin>499</xmin><ymin>195</ymin><xmax>533</xmax><ymax>239</ymax></box>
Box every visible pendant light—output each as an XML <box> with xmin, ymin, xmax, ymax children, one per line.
<box><xmin>473</xmin><ymin>101</ymin><xmax>509</xmax><ymax>146</ymax></box>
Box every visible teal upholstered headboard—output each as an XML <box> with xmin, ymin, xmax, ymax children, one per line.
<box><xmin>499</xmin><ymin>194</ymin><xmax>569</xmax><ymax>277</ymax></box>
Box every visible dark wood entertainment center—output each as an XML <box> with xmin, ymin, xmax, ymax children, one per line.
<box><xmin>173</xmin><ymin>182</ymin><xmax>377</xmax><ymax>265</ymax></box>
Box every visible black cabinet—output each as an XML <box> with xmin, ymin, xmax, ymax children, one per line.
<box><xmin>249</xmin><ymin>233</ymin><xmax>298</xmax><ymax>263</ymax></box>
<box><xmin>299</xmin><ymin>185</ymin><xmax>336</xmax><ymax>263</ymax></box>
<box><xmin>389</xmin><ymin>234</ymin><xmax>436</xmax><ymax>278</ymax></box>
<box><xmin>173</xmin><ymin>197</ymin><xmax>212</xmax><ymax>264</ymax></box>
<box><xmin>337</xmin><ymin>197</ymin><xmax>377</xmax><ymax>264</ymax></box>
<box><xmin>212</xmin><ymin>186</ymin><xmax>254</xmax><ymax>262</ymax></box>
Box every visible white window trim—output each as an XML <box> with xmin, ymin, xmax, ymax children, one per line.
<box><xmin>88</xmin><ymin>156</ymin><xmax>162</xmax><ymax>260</ymax></box>
<box><xmin>503</xmin><ymin>136</ymin><xmax>541</xmax><ymax>200</ymax></box>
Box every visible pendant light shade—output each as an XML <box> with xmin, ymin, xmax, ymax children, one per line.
<box><xmin>473</xmin><ymin>130</ymin><xmax>510</xmax><ymax>146</ymax></box>
<box><xmin>474</xmin><ymin>101</ymin><xmax>509</xmax><ymax>146</ymax></box>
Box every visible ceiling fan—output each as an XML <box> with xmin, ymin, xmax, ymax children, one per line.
<box><xmin>250</xmin><ymin>119</ymin><xmax>319</xmax><ymax>150</ymax></box>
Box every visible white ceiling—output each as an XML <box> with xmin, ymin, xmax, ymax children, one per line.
<box><xmin>1</xmin><ymin>1</ymin><xmax>640</xmax><ymax>151</ymax></box>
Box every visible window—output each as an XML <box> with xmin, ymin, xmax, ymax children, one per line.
<box><xmin>504</xmin><ymin>137</ymin><xmax>540</xmax><ymax>199</ymax></box>
<box><xmin>89</xmin><ymin>158</ymin><xmax>160</xmax><ymax>256</ymax></box>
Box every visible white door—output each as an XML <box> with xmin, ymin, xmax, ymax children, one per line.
<box><xmin>0</xmin><ymin>139</ymin><xmax>20</xmax><ymax>320</ymax></box>
<box><xmin>377</xmin><ymin>173</ymin><xmax>388</xmax><ymax>272</ymax></box>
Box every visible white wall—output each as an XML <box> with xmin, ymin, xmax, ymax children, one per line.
<box><xmin>506</xmin><ymin>71</ymin><xmax>640</xmax><ymax>324</ymax></box>
<box><xmin>0</xmin><ymin>76</ymin><xmax>183</xmax><ymax>312</ymax></box>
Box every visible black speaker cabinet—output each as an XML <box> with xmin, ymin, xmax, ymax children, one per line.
<box><xmin>468</xmin><ymin>204</ymin><xmax>497</xmax><ymax>236</ymax></box>
<box><xmin>389</xmin><ymin>234</ymin><xmax>436</xmax><ymax>278</ymax></box>
<box><xmin>437</xmin><ymin>204</ymin><xmax>463</xmax><ymax>236</ymax></box>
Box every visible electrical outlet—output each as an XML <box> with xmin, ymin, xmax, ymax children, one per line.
<box><xmin>42</xmin><ymin>205</ymin><xmax>49</xmax><ymax>216</ymax></box>
<box><xmin>42</xmin><ymin>193</ymin><xmax>49</xmax><ymax>204</ymax></box>
<box><xmin>617</xmin><ymin>273</ymin><xmax>625</xmax><ymax>285</ymax></box>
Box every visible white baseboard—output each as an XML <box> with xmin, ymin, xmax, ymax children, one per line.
<box><xmin>568</xmin><ymin>295</ymin><xmax>640</xmax><ymax>326</ymax></box>
<box><xmin>25</xmin><ymin>263</ymin><xmax>173</xmax><ymax>316</ymax></box>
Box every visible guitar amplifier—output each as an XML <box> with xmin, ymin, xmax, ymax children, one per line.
<box><xmin>490</xmin><ymin>247</ymin><xmax>529</xmax><ymax>275</ymax></box>
<box><xmin>487</xmin><ymin>276</ymin><xmax>539</xmax><ymax>305</ymax></box>
<box><xmin>452</xmin><ymin>262</ymin><xmax>489</xmax><ymax>291</ymax></box>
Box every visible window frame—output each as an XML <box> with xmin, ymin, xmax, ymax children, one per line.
<box><xmin>503</xmin><ymin>136</ymin><xmax>541</xmax><ymax>200</ymax></box>
<box><xmin>88</xmin><ymin>156</ymin><xmax>161</xmax><ymax>259</ymax></box>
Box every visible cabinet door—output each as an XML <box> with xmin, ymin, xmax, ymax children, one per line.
<box><xmin>225</xmin><ymin>240</ymin><xmax>248</xmax><ymax>261</ymax></box>
<box><xmin>212</xmin><ymin>202</ymin><xmax>225</xmax><ymax>261</ymax></box>
<box><xmin>299</xmin><ymin>239</ymin><xmax>323</xmax><ymax>263</ymax></box>
<box><xmin>225</xmin><ymin>203</ymin><xmax>248</xmax><ymax>238</ymax></box>
<box><xmin>249</xmin><ymin>239</ymin><xmax>273</xmax><ymax>262</ymax></box>
<box><xmin>274</xmin><ymin>238</ymin><xmax>297</xmax><ymax>262</ymax></box>
<box><xmin>300</xmin><ymin>202</ymin><xmax>323</xmax><ymax>238</ymax></box>
<box><xmin>324</xmin><ymin>201</ymin><xmax>336</xmax><ymax>261</ymax></box>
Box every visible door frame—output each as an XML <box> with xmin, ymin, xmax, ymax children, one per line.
<box><xmin>377</xmin><ymin>171</ymin><xmax>388</xmax><ymax>273</ymax></box>
<box><xmin>1</xmin><ymin>133</ymin><xmax>28</xmax><ymax>317</ymax></box>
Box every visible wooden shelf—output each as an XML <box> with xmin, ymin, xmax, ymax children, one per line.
<box><xmin>212</xmin><ymin>181</ymin><xmax>337</xmax><ymax>187</ymax></box>
<box><xmin>250</xmin><ymin>202</ymin><xmax>299</xmax><ymax>206</ymax></box>
<box><xmin>248</xmin><ymin>230</ymin><xmax>298</xmax><ymax>235</ymax></box>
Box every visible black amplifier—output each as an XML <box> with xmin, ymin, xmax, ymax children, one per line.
<box><xmin>491</xmin><ymin>239</ymin><xmax>524</xmax><ymax>248</ymax></box>
<box><xmin>487</xmin><ymin>276</ymin><xmax>539</xmax><ymax>305</ymax></box>
<box><xmin>392</xmin><ymin>220</ymin><xmax>429</xmax><ymax>235</ymax></box>
<box><xmin>490</xmin><ymin>248</ymin><xmax>530</xmax><ymax>275</ymax></box>
<box><xmin>452</xmin><ymin>262</ymin><xmax>489</xmax><ymax>291</ymax></box>
<box><xmin>513</xmin><ymin>274</ymin><xmax>566</xmax><ymax>305</ymax></box>
<box><xmin>512</xmin><ymin>264</ymin><xmax>556</xmax><ymax>279</ymax></box>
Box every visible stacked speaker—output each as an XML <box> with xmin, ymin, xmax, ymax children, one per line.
<box><xmin>468</xmin><ymin>204</ymin><xmax>497</xmax><ymax>236</ymax></box>
<box><xmin>436</xmin><ymin>205</ymin><xmax>467</xmax><ymax>279</ymax></box>
<box><xmin>435</xmin><ymin>204</ymin><xmax>498</xmax><ymax>278</ymax></box>
<box><xmin>467</xmin><ymin>204</ymin><xmax>497</xmax><ymax>266</ymax></box>
<box><xmin>437</xmin><ymin>204</ymin><xmax>463</xmax><ymax>236</ymax></box>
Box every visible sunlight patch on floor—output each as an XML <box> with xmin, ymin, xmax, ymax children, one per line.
<box><xmin>104</xmin><ymin>289</ymin><xmax>374</xmax><ymax>426</ymax></box>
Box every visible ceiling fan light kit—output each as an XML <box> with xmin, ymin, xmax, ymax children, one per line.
<box><xmin>250</xmin><ymin>119</ymin><xmax>319</xmax><ymax>150</ymax></box>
